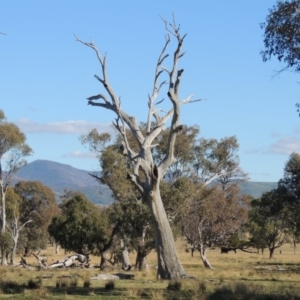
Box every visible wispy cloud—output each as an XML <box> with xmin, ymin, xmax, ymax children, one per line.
<box><xmin>268</xmin><ymin>135</ymin><xmax>300</xmax><ymax>155</ymax></box>
<box><xmin>245</xmin><ymin>148</ymin><xmax>263</xmax><ymax>154</ymax></box>
<box><xmin>15</xmin><ymin>119</ymin><xmax>113</xmax><ymax>135</ymax></box>
<box><xmin>271</xmin><ymin>130</ymin><xmax>281</xmax><ymax>138</ymax></box>
<box><xmin>62</xmin><ymin>151</ymin><xmax>97</xmax><ymax>159</ymax></box>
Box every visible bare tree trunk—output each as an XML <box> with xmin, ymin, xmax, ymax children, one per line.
<box><xmin>24</xmin><ymin>246</ymin><xmax>31</xmax><ymax>257</ymax></box>
<box><xmin>200</xmin><ymin>245</ymin><xmax>214</xmax><ymax>269</ymax></box>
<box><xmin>1</xmin><ymin>250</ymin><xmax>7</xmax><ymax>266</ymax></box>
<box><xmin>55</xmin><ymin>244</ymin><xmax>60</xmax><ymax>255</ymax></box>
<box><xmin>100</xmin><ymin>252</ymin><xmax>109</xmax><ymax>269</ymax></box>
<box><xmin>269</xmin><ymin>248</ymin><xmax>275</xmax><ymax>259</ymax></box>
<box><xmin>1</xmin><ymin>189</ymin><xmax>7</xmax><ymax>266</ymax></box>
<box><xmin>191</xmin><ymin>246</ymin><xmax>195</xmax><ymax>257</ymax></box>
<box><xmin>135</xmin><ymin>250</ymin><xmax>149</xmax><ymax>271</ymax></box>
<box><xmin>293</xmin><ymin>238</ymin><xmax>297</xmax><ymax>254</ymax></box>
<box><xmin>120</xmin><ymin>239</ymin><xmax>131</xmax><ymax>270</ymax></box>
<box><xmin>10</xmin><ymin>234</ymin><xmax>18</xmax><ymax>265</ymax></box>
<box><xmin>146</xmin><ymin>188</ymin><xmax>186</xmax><ymax>279</ymax></box>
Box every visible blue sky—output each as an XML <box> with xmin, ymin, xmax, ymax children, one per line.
<box><xmin>1</xmin><ymin>0</ymin><xmax>299</xmax><ymax>182</ymax></box>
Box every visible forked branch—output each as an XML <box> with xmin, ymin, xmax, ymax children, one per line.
<box><xmin>75</xmin><ymin>34</ymin><xmax>145</xmax><ymax>148</ymax></box>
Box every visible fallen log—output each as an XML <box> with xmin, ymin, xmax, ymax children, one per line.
<box><xmin>31</xmin><ymin>251</ymin><xmax>48</xmax><ymax>267</ymax></box>
<box><xmin>91</xmin><ymin>273</ymin><xmax>120</xmax><ymax>280</ymax></box>
<box><xmin>90</xmin><ymin>273</ymin><xmax>135</xmax><ymax>280</ymax></box>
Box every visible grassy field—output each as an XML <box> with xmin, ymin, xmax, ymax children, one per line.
<box><xmin>1</xmin><ymin>242</ymin><xmax>300</xmax><ymax>299</ymax></box>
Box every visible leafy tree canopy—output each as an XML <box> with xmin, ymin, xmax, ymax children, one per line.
<box><xmin>13</xmin><ymin>181</ymin><xmax>59</xmax><ymax>251</ymax></box>
<box><xmin>261</xmin><ymin>0</ymin><xmax>300</xmax><ymax>73</ymax></box>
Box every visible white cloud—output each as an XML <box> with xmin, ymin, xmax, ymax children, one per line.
<box><xmin>268</xmin><ymin>135</ymin><xmax>300</xmax><ymax>155</ymax></box>
<box><xmin>62</xmin><ymin>151</ymin><xmax>97</xmax><ymax>159</ymax></box>
<box><xmin>15</xmin><ymin>119</ymin><xmax>114</xmax><ymax>135</ymax></box>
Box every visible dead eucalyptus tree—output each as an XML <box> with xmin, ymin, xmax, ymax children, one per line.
<box><xmin>76</xmin><ymin>18</ymin><xmax>200</xmax><ymax>279</ymax></box>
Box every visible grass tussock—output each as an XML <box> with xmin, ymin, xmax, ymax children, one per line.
<box><xmin>55</xmin><ymin>277</ymin><xmax>78</xmax><ymax>288</ymax></box>
<box><xmin>105</xmin><ymin>280</ymin><xmax>115</xmax><ymax>290</ymax></box>
<box><xmin>167</xmin><ymin>279</ymin><xmax>182</xmax><ymax>290</ymax></box>
<box><xmin>27</xmin><ymin>278</ymin><xmax>42</xmax><ymax>289</ymax></box>
<box><xmin>83</xmin><ymin>279</ymin><xmax>91</xmax><ymax>288</ymax></box>
<box><xmin>0</xmin><ymin>280</ymin><xmax>25</xmax><ymax>294</ymax></box>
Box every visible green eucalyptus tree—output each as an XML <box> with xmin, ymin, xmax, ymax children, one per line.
<box><xmin>13</xmin><ymin>181</ymin><xmax>59</xmax><ymax>256</ymax></box>
<box><xmin>249</xmin><ymin>194</ymin><xmax>292</xmax><ymax>259</ymax></box>
<box><xmin>49</xmin><ymin>191</ymin><xmax>119</xmax><ymax>269</ymax></box>
<box><xmin>0</xmin><ymin>110</ymin><xmax>32</xmax><ymax>265</ymax></box>
<box><xmin>261</xmin><ymin>0</ymin><xmax>300</xmax><ymax>73</ymax></box>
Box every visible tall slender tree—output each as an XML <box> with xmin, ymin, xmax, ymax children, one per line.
<box><xmin>0</xmin><ymin>110</ymin><xmax>32</xmax><ymax>265</ymax></box>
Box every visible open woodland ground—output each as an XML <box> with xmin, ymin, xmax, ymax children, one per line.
<box><xmin>1</xmin><ymin>242</ymin><xmax>300</xmax><ymax>299</ymax></box>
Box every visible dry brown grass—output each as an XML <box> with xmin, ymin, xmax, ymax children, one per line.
<box><xmin>1</xmin><ymin>241</ymin><xmax>300</xmax><ymax>299</ymax></box>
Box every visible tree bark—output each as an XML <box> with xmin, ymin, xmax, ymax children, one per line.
<box><xmin>146</xmin><ymin>187</ymin><xmax>186</xmax><ymax>279</ymax></box>
<box><xmin>269</xmin><ymin>247</ymin><xmax>275</xmax><ymax>259</ymax></box>
<box><xmin>191</xmin><ymin>246</ymin><xmax>195</xmax><ymax>257</ymax></box>
<box><xmin>200</xmin><ymin>245</ymin><xmax>214</xmax><ymax>269</ymax></box>
<box><xmin>1</xmin><ymin>189</ymin><xmax>7</xmax><ymax>266</ymax></box>
<box><xmin>10</xmin><ymin>234</ymin><xmax>18</xmax><ymax>265</ymax></box>
<box><xmin>120</xmin><ymin>238</ymin><xmax>131</xmax><ymax>270</ymax></box>
<box><xmin>100</xmin><ymin>252</ymin><xmax>109</xmax><ymax>269</ymax></box>
<box><xmin>135</xmin><ymin>249</ymin><xmax>149</xmax><ymax>271</ymax></box>
<box><xmin>24</xmin><ymin>246</ymin><xmax>31</xmax><ymax>257</ymax></box>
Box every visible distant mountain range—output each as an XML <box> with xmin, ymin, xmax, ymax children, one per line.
<box><xmin>14</xmin><ymin>160</ymin><xmax>114</xmax><ymax>205</ymax></box>
<box><xmin>239</xmin><ymin>181</ymin><xmax>277</xmax><ymax>199</ymax></box>
<box><xmin>13</xmin><ymin>160</ymin><xmax>277</xmax><ymax>205</ymax></box>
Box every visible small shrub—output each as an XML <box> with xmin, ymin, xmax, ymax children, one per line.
<box><xmin>198</xmin><ymin>281</ymin><xmax>206</xmax><ymax>294</ymax></box>
<box><xmin>60</xmin><ymin>278</ymin><xmax>69</xmax><ymax>288</ymax></box>
<box><xmin>27</xmin><ymin>279</ymin><xmax>42</xmax><ymax>289</ymax></box>
<box><xmin>56</xmin><ymin>278</ymin><xmax>69</xmax><ymax>288</ymax></box>
<box><xmin>83</xmin><ymin>279</ymin><xmax>91</xmax><ymax>288</ymax></box>
<box><xmin>167</xmin><ymin>279</ymin><xmax>182</xmax><ymax>290</ymax></box>
<box><xmin>55</xmin><ymin>279</ymin><xmax>60</xmax><ymax>289</ymax></box>
<box><xmin>219</xmin><ymin>275</ymin><xmax>225</xmax><ymax>284</ymax></box>
<box><xmin>70</xmin><ymin>277</ymin><xmax>78</xmax><ymax>287</ymax></box>
<box><xmin>234</xmin><ymin>282</ymin><xmax>250</xmax><ymax>295</ymax></box>
<box><xmin>105</xmin><ymin>280</ymin><xmax>115</xmax><ymax>290</ymax></box>
<box><xmin>0</xmin><ymin>280</ymin><xmax>25</xmax><ymax>294</ymax></box>
<box><xmin>149</xmin><ymin>289</ymin><xmax>165</xmax><ymax>300</ymax></box>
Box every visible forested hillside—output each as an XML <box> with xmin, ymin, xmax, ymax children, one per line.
<box><xmin>14</xmin><ymin>160</ymin><xmax>113</xmax><ymax>205</ymax></box>
<box><xmin>14</xmin><ymin>160</ymin><xmax>276</xmax><ymax>204</ymax></box>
